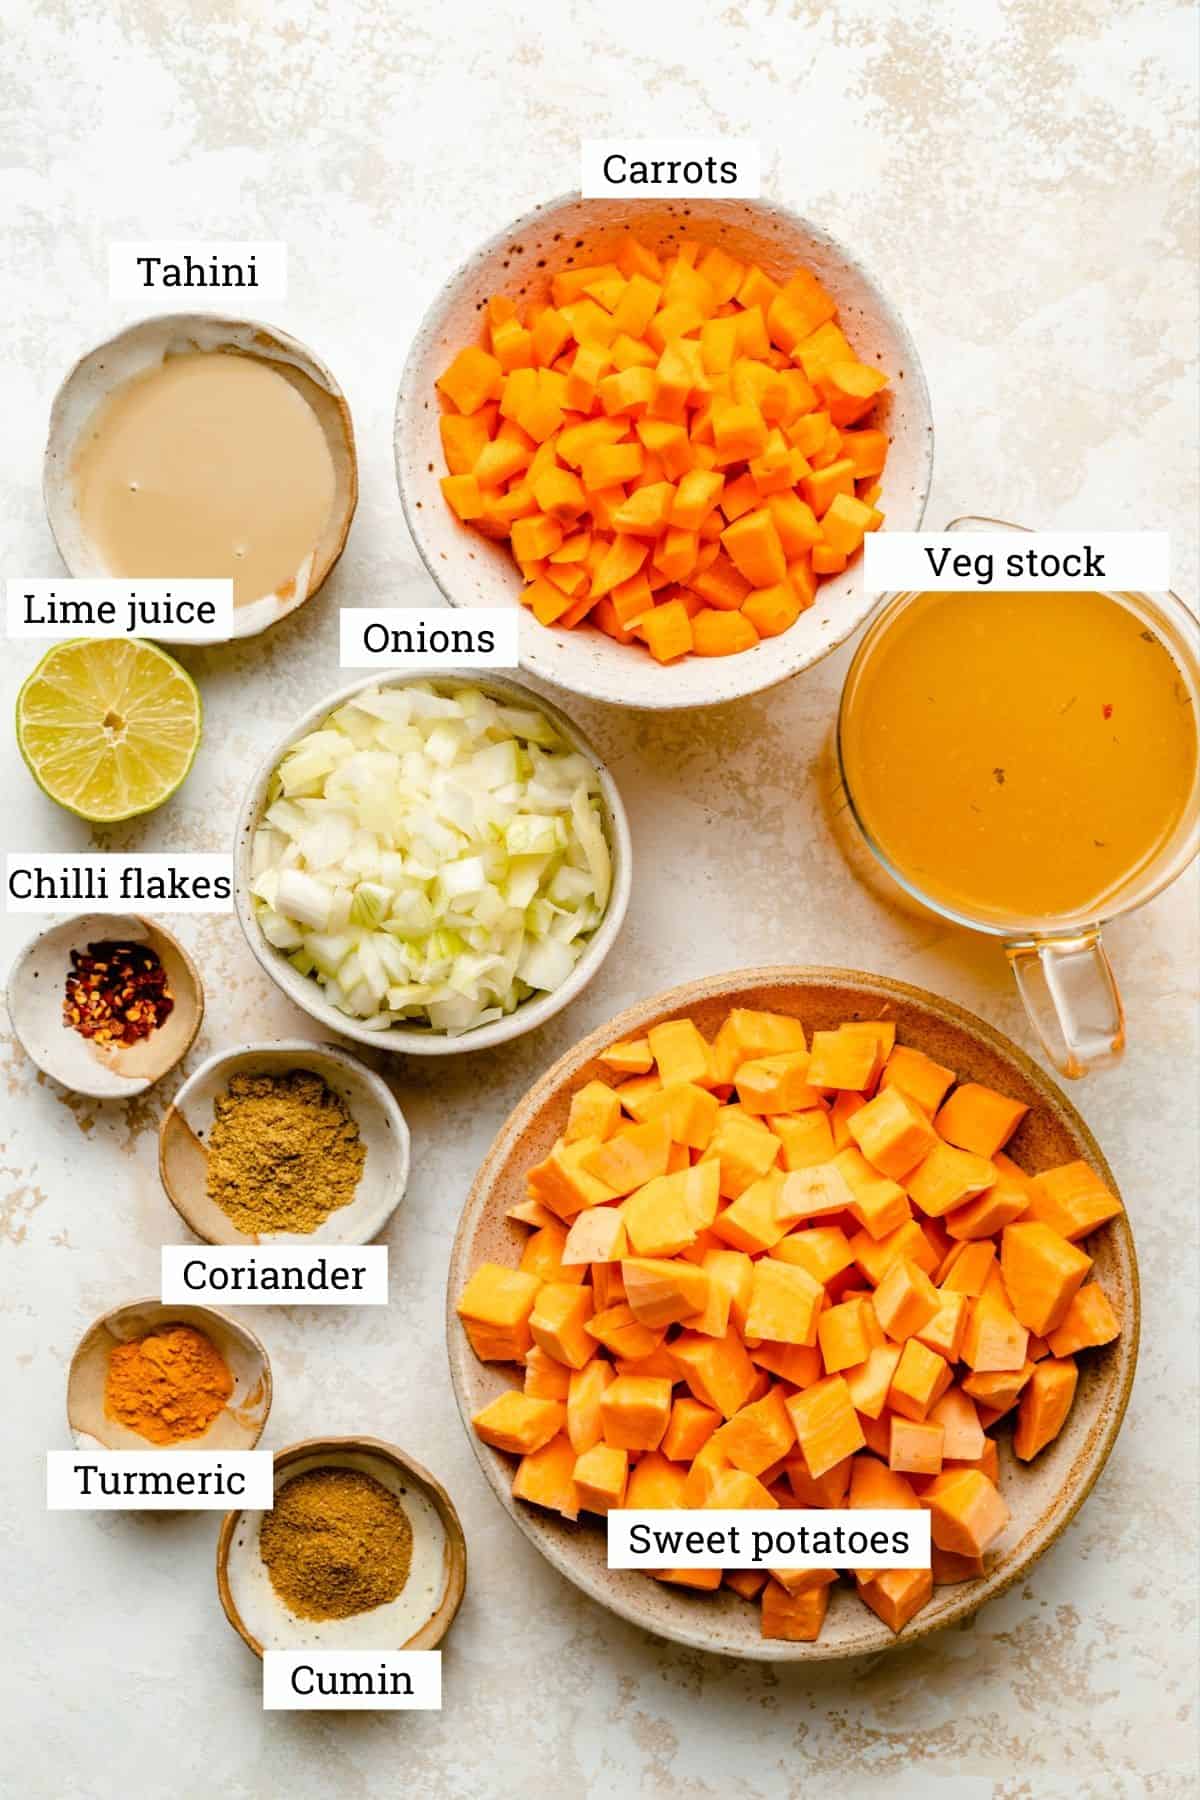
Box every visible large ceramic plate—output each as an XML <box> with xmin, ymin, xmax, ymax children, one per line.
<box><xmin>446</xmin><ymin>967</ymin><xmax>1138</xmax><ymax>1660</ymax></box>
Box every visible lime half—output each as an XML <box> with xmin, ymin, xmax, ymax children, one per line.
<box><xmin>16</xmin><ymin>638</ymin><xmax>202</xmax><ymax>823</ymax></box>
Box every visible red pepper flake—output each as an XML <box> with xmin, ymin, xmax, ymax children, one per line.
<box><xmin>63</xmin><ymin>941</ymin><xmax>174</xmax><ymax>1049</ymax></box>
<box><xmin>1102</xmin><ymin>703</ymin><xmax>1114</xmax><ymax>719</ymax></box>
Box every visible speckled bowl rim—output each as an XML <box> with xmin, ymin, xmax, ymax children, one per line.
<box><xmin>67</xmin><ymin>1295</ymin><xmax>273</xmax><ymax>1451</ymax></box>
<box><xmin>216</xmin><ymin>1435</ymin><xmax>468</xmax><ymax>1657</ymax></box>
<box><xmin>6</xmin><ymin>911</ymin><xmax>204</xmax><ymax>1098</ymax></box>
<box><xmin>157</xmin><ymin>1037</ymin><xmax>412</xmax><ymax>1246</ymax></box>
<box><xmin>233</xmin><ymin>669</ymin><xmax>632</xmax><ymax>1055</ymax></box>
<box><xmin>395</xmin><ymin>190</ymin><xmax>934</xmax><ymax>712</ymax></box>
<box><xmin>445</xmin><ymin>964</ymin><xmax>1139</xmax><ymax>1661</ymax></box>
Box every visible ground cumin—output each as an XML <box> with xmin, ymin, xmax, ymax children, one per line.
<box><xmin>105</xmin><ymin>1324</ymin><xmax>233</xmax><ymax>1444</ymax></box>
<box><xmin>205</xmin><ymin>1068</ymin><xmax>366</xmax><ymax>1235</ymax></box>
<box><xmin>260</xmin><ymin>1467</ymin><xmax>414</xmax><ymax>1620</ymax></box>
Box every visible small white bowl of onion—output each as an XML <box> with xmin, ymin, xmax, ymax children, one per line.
<box><xmin>235</xmin><ymin>672</ymin><xmax>631</xmax><ymax>1054</ymax></box>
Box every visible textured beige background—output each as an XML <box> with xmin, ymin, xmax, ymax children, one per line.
<box><xmin>2</xmin><ymin>2</ymin><xmax>1197</xmax><ymax>1796</ymax></box>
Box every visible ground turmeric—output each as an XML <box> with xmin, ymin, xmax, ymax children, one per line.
<box><xmin>105</xmin><ymin>1324</ymin><xmax>234</xmax><ymax>1444</ymax></box>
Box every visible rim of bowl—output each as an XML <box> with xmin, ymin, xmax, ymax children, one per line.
<box><xmin>158</xmin><ymin>1036</ymin><xmax>412</xmax><ymax>1245</ymax></box>
<box><xmin>67</xmin><ymin>1295</ymin><xmax>273</xmax><ymax>1451</ymax></box>
<box><xmin>8</xmin><ymin>911</ymin><xmax>205</xmax><ymax>1098</ymax></box>
<box><xmin>43</xmin><ymin>310</ymin><xmax>358</xmax><ymax>646</ymax></box>
<box><xmin>216</xmin><ymin>1435</ymin><xmax>468</xmax><ymax>1656</ymax></box>
<box><xmin>233</xmin><ymin>669</ymin><xmax>633</xmax><ymax>1054</ymax></box>
<box><xmin>395</xmin><ymin>190</ymin><xmax>934</xmax><ymax>711</ymax></box>
<box><xmin>445</xmin><ymin>963</ymin><xmax>1140</xmax><ymax>1660</ymax></box>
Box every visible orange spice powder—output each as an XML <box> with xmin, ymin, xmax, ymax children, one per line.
<box><xmin>105</xmin><ymin>1324</ymin><xmax>234</xmax><ymax>1445</ymax></box>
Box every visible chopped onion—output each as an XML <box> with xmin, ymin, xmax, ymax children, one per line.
<box><xmin>254</xmin><ymin>682</ymin><xmax>613</xmax><ymax>1035</ymax></box>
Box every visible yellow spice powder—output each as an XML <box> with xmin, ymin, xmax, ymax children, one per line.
<box><xmin>205</xmin><ymin>1068</ymin><xmax>366</xmax><ymax>1235</ymax></box>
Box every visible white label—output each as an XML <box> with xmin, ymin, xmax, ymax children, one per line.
<box><xmin>581</xmin><ymin>139</ymin><xmax>760</xmax><ymax>198</ymax></box>
<box><xmin>47</xmin><ymin>1450</ymin><xmax>273</xmax><ymax>1510</ymax></box>
<box><xmin>608</xmin><ymin>1509</ymin><xmax>931</xmax><ymax>1570</ymax></box>
<box><xmin>263</xmin><ymin>1650</ymin><xmax>442</xmax><ymax>1711</ymax></box>
<box><xmin>161</xmin><ymin>1245</ymin><xmax>389</xmax><ymax>1306</ymax></box>
<box><xmin>863</xmin><ymin>531</ymin><xmax>1171</xmax><ymax>594</ymax></box>
<box><xmin>108</xmin><ymin>241</ymin><xmax>287</xmax><ymax>303</ymax></box>
<box><xmin>339</xmin><ymin>607</ymin><xmax>520</xmax><ymax>670</ymax></box>
<box><xmin>6</xmin><ymin>578</ymin><xmax>234</xmax><ymax>643</ymax></box>
<box><xmin>6</xmin><ymin>853</ymin><xmax>233</xmax><ymax>914</ymax></box>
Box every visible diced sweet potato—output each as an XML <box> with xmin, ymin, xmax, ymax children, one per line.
<box><xmin>746</xmin><ymin>1257</ymin><xmax>824</xmax><ymax>1346</ymax></box>
<box><xmin>661</xmin><ymin>1396</ymin><xmax>720</xmax><ymax>1462</ymax></box>
<box><xmin>785</xmin><ymin>1375</ymin><xmax>865</xmax><ymax>1478</ymax></box>
<box><xmin>572</xmin><ymin>1442</ymin><xmax>629</xmax><ymax>1513</ymax></box>
<box><xmin>1013</xmin><ymin>1356</ymin><xmax>1079</xmax><ymax>1460</ymax></box>
<box><xmin>857</xmin><ymin>1567</ymin><xmax>933</xmax><ymax>1634</ymax></box>
<box><xmin>472</xmin><ymin>1391</ymin><xmax>566</xmax><ymax>1455</ymax></box>
<box><xmin>622</xmin><ymin>1255</ymin><xmax>710</xmax><ymax>1327</ymax></box>
<box><xmin>935</xmin><ymin>1083</ymin><xmax>1028</xmax><ymax>1159</ymax></box>
<box><xmin>880</xmin><ymin>1044</ymin><xmax>955</xmax><ymax>1114</ymax></box>
<box><xmin>1025</xmin><ymin>1161</ymin><xmax>1123</xmax><ymax>1240</ymax></box>
<box><xmin>565</xmin><ymin>1079</ymin><xmax>623</xmax><ymax>1144</ymax></box>
<box><xmin>1000</xmin><ymin>1221</ymin><xmax>1092</xmax><ymax>1336</ymax></box>
<box><xmin>761</xmin><ymin>1579</ymin><xmax>830</xmax><ymax>1642</ymax></box>
<box><xmin>512</xmin><ymin>1433</ymin><xmax>579</xmax><ymax>1518</ymax></box>
<box><xmin>923</xmin><ymin>1468</ymin><xmax>1010</xmax><ymax>1556</ymax></box>
<box><xmin>709</xmin><ymin>1385</ymin><xmax>796</xmax><ymax>1475</ymax></box>
<box><xmin>889</xmin><ymin>1417</ymin><xmax>944</xmax><ymax>1476</ymax></box>
<box><xmin>1046</xmin><ymin>1283</ymin><xmax>1120</xmax><ymax>1357</ymax></box>
<box><xmin>849</xmin><ymin>1088</ymin><xmax>938</xmax><ymax>1180</ymax></box>
<box><xmin>871</xmin><ymin>1257</ymin><xmax>940</xmax><ymax>1341</ymax></box>
<box><xmin>530</xmin><ymin>1282</ymin><xmax>596</xmax><ymax>1369</ymax></box>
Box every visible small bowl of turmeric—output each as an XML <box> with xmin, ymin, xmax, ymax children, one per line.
<box><xmin>67</xmin><ymin>1298</ymin><xmax>272</xmax><ymax>1451</ymax></box>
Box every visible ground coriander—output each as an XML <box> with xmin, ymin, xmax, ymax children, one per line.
<box><xmin>205</xmin><ymin>1068</ymin><xmax>366</xmax><ymax>1235</ymax></box>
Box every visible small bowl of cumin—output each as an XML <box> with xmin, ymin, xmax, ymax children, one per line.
<box><xmin>217</xmin><ymin>1437</ymin><xmax>467</xmax><ymax>1657</ymax></box>
<box><xmin>158</xmin><ymin>1039</ymin><xmax>409</xmax><ymax>1246</ymax></box>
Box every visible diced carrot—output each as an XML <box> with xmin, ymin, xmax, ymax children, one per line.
<box><xmin>691</xmin><ymin>608</ymin><xmax>760</xmax><ymax>656</ymax></box>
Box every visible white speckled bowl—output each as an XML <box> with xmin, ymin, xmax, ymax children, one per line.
<box><xmin>7</xmin><ymin>912</ymin><xmax>203</xmax><ymax>1099</ymax></box>
<box><xmin>447</xmin><ymin>967</ymin><xmax>1138</xmax><ymax>1661</ymax></box>
<box><xmin>68</xmin><ymin>1297</ymin><xmax>272</xmax><ymax>1451</ymax></box>
<box><xmin>395</xmin><ymin>192</ymin><xmax>933</xmax><ymax>711</ymax></box>
<box><xmin>45</xmin><ymin>312</ymin><xmax>357</xmax><ymax>644</ymax></box>
<box><xmin>233</xmin><ymin>671</ymin><xmax>632</xmax><ymax>1056</ymax></box>
<box><xmin>158</xmin><ymin>1039</ymin><xmax>410</xmax><ymax>1245</ymax></box>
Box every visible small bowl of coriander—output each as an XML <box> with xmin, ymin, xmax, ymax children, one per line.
<box><xmin>158</xmin><ymin>1040</ymin><xmax>409</xmax><ymax>1245</ymax></box>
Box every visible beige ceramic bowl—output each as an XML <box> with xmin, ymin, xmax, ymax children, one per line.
<box><xmin>395</xmin><ymin>192</ymin><xmax>933</xmax><ymax>710</ymax></box>
<box><xmin>158</xmin><ymin>1039</ymin><xmax>410</xmax><ymax>1245</ymax></box>
<box><xmin>446</xmin><ymin>966</ymin><xmax>1139</xmax><ymax>1661</ymax></box>
<box><xmin>217</xmin><ymin>1436</ymin><xmax>467</xmax><ymax>1656</ymax></box>
<box><xmin>233</xmin><ymin>671</ymin><xmax>632</xmax><ymax>1055</ymax></box>
<box><xmin>44</xmin><ymin>312</ymin><xmax>357</xmax><ymax>644</ymax></box>
<box><xmin>7</xmin><ymin>912</ymin><xmax>203</xmax><ymax>1099</ymax></box>
<box><xmin>67</xmin><ymin>1297</ymin><xmax>271</xmax><ymax>1450</ymax></box>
